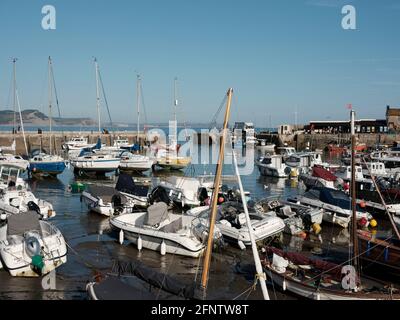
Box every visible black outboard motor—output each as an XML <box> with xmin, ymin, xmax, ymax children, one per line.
<box><xmin>148</xmin><ymin>186</ymin><xmax>172</xmax><ymax>206</ymax></box>
<box><xmin>27</xmin><ymin>201</ymin><xmax>41</xmax><ymax>215</ymax></box>
<box><xmin>198</xmin><ymin>187</ymin><xmax>209</xmax><ymax>204</ymax></box>
<box><xmin>111</xmin><ymin>194</ymin><xmax>123</xmax><ymax>214</ymax></box>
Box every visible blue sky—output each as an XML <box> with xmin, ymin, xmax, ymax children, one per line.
<box><xmin>1</xmin><ymin>0</ymin><xmax>400</xmax><ymax>127</ymax></box>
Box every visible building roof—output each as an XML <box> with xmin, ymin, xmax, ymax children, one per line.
<box><xmin>387</xmin><ymin>108</ymin><xmax>400</xmax><ymax>116</ymax></box>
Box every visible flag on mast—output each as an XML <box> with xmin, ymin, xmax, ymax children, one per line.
<box><xmin>347</xmin><ymin>103</ymin><xmax>352</xmax><ymax>110</ymax></box>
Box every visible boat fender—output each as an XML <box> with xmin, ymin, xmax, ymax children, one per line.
<box><xmin>0</xmin><ymin>213</ymin><xmax>6</xmax><ymax>221</ymax></box>
<box><xmin>137</xmin><ymin>236</ymin><xmax>143</xmax><ymax>251</ymax></box>
<box><xmin>369</xmin><ymin>219</ymin><xmax>377</xmax><ymax>228</ymax></box>
<box><xmin>238</xmin><ymin>240</ymin><xmax>246</xmax><ymax>251</ymax></box>
<box><xmin>119</xmin><ymin>229</ymin><xmax>124</xmax><ymax>245</ymax></box>
<box><xmin>31</xmin><ymin>255</ymin><xmax>44</xmax><ymax>275</ymax></box>
<box><xmin>312</xmin><ymin>223</ymin><xmax>321</xmax><ymax>235</ymax></box>
<box><xmin>366</xmin><ymin>241</ymin><xmax>371</xmax><ymax>256</ymax></box>
<box><xmin>160</xmin><ymin>240</ymin><xmax>166</xmax><ymax>255</ymax></box>
<box><xmin>282</xmin><ymin>279</ymin><xmax>287</xmax><ymax>291</ymax></box>
<box><xmin>25</xmin><ymin>236</ymin><xmax>41</xmax><ymax>258</ymax></box>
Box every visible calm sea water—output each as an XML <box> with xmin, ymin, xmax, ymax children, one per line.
<box><xmin>0</xmin><ymin>148</ymin><xmax>395</xmax><ymax>300</ymax></box>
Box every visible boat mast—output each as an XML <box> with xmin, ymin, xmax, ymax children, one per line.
<box><xmin>48</xmin><ymin>56</ymin><xmax>53</xmax><ymax>155</ymax></box>
<box><xmin>136</xmin><ymin>74</ymin><xmax>141</xmax><ymax>144</ymax></box>
<box><xmin>232</xmin><ymin>149</ymin><xmax>270</xmax><ymax>300</ymax></box>
<box><xmin>12</xmin><ymin>58</ymin><xmax>17</xmax><ymax>153</ymax></box>
<box><xmin>94</xmin><ymin>58</ymin><xmax>101</xmax><ymax>134</ymax></box>
<box><xmin>13</xmin><ymin>59</ymin><xmax>28</xmax><ymax>156</ymax></box>
<box><xmin>350</xmin><ymin>110</ymin><xmax>359</xmax><ymax>276</ymax></box>
<box><xmin>201</xmin><ymin>88</ymin><xmax>233</xmax><ymax>295</ymax></box>
<box><xmin>174</xmin><ymin>77</ymin><xmax>178</xmax><ymax>124</ymax></box>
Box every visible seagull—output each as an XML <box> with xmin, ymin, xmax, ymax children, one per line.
<box><xmin>264</xmin><ymin>185</ymin><xmax>269</xmax><ymax>189</ymax></box>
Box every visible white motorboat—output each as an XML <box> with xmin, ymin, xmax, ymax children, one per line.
<box><xmin>276</xmin><ymin>146</ymin><xmax>296</xmax><ymax>162</ymax></box>
<box><xmin>157</xmin><ymin>176</ymin><xmax>210</xmax><ymax>207</ymax></box>
<box><xmin>0</xmin><ymin>167</ymin><xmax>27</xmax><ymax>191</ymax></box>
<box><xmin>187</xmin><ymin>202</ymin><xmax>285</xmax><ymax>247</ymax></box>
<box><xmin>255</xmin><ymin>155</ymin><xmax>288</xmax><ymax>178</ymax></box>
<box><xmin>0</xmin><ymin>187</ymin><xmax>56</xmax><ymax>219</ymax></box>
<box><xmin>110</xmin><ymin>202</ymin><xmax>223</xmax><ymax>258</ymax></box>
<box><xmin>0</xmin><ymin>153</ymin><xmax>29</xmax><ymax>171</ymax></box>
<box><xmin>288</xmin><ymin>187</ymin><xmax>374</xmax><ymax>228</ymax></box>
<box><xmin>0</xmin><ymin>211</ymin><xmax>67</xmax><ymax>277</ymax></box>
<box><xmin>62</xmin><ymin>136</ymin><xmax>96</xmax><ymax>151</ymax></box>
<box><xmin>255</xmin><ymin>199</ymin><xmax>323</xmax><ymax>235</ymax></box>
<box><xmin>370</xmin><ymin>150</ymin><xmax>400</xmax><ymax>172</ymax></box>
<box><xmin>70</xmin><ymin>151</ymin><xmax>120</xmax><ymax>176</ymax></box>
<box><xmin>285</xmin><ymin>151</ymin><xmax>325</xmax><ymax>169</ymax></box>
<box><xmin>119</xmin><ymin>151</ymin><xmax>154</xmax><ymax>173</ymax></box>
<box><xmin>81</xmin><ymin>185</ymin><xmax>135</xmax><ymax>217</ymax></box>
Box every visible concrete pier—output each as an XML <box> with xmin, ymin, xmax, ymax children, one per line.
<box><xmin>284</xmin><ymin>133</ymin><xmax>400</xmax><ymax>150</ymax></box>
<box><xmin>0</xmin><ymin>131</ymin><xmax>148</xmax><ymax>155</ymax></box>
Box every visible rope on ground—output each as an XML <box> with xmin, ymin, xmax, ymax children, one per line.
<box><xmin>65</xmin><ymin>240</ymin><xmax>102</xmax><ymax>273</ymax></box>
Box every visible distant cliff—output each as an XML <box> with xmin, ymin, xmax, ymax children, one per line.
<box><xmin>0</xmin><ymin>109</ymin><xmax>96</xmax><ymax>126</ymax></box>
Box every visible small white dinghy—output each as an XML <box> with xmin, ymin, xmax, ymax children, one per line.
<box><xmin>81</xmin><ymin>185</ymin><xmax>135</xmax><ymax>217</ymax></box>
<box><xmin>110</xmin><ymin>202</ymin><xmax>223</xmax><ymax>258</ymax></box>
<box><xmin>0</xmin><ymin>211</ymin><xmax>67</xmax><ymax>277</ymax></box>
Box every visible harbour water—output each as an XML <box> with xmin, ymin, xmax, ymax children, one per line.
<box><xmin>0</xmin><ymin>149</ymin><xmax>395</xmax><ymax>300</ymax></box>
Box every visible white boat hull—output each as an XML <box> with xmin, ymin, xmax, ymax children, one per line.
<box><xmin>0</xmin><ymin>221</ymin><xmax>67</xmax><ymax>277</ymax></box>
<box><xmin>110</xmin><ymin>212</ymin><xmax>206</xmax><ymax>258</ymax></box>
<box><xmin>256</xmin><ymin>163</ymin><xmax>288</xmax><ymax>178</ymax></box>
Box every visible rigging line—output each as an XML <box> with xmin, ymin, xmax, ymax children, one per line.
<box><xmin>139</xmin><ymin>80</ymin><xmax>148</xmax><ymax>130</ymax></box>
<box><xmin>50</xmin><ymin>59</ymin><xmax>64</xmax><ymax>143</ymax></box>
<box><xmin>98</xmin><ymin>69</ymin><xmax>114</xmax><ymax>134</ymax></box>
<box><xmin>50</xmin><ymin>62</ymin><xmax>62</xmax><ymax>119</ymax></box>
<box><xmin>208</xmin><ymin>95</ymin><xmax>227</xmax><ymax>130</ymax></box>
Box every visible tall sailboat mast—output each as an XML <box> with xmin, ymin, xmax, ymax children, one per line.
<box><xmin>12</xmin><ymin>58</ymin><xmax>17</xmax><ymax>153</ymax></box>
<box><xmin>48</xmin><ymin>56</ymin><xmax>53</xmax><ymax>155</ymax></box>
<box><xmin>136</xmin><ymin>74</ymin><xmax>141</xmax><ymax>144</ymax></box>
<box><xmin>201</xmin><ymin>88</ymin><xmax>233</xmax><ymax>295</ymax></box>
<box><xmin>350</xmin><ymin>109</ymin><xmax>359</xmax><ymax>276</ymax></box>
<box><xmin>94</xmin><ymin>58</ymin><xmax>101</xmax><ymax>134</ymax></box>
<box><xmin>13</xmin><ymin>59</ymin><xmax>28</xmax><ymax>155</ymax></box>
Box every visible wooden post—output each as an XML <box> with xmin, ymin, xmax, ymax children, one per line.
<box><xmin>201</xmin><ymin>88</ymin><xmax>233</xmax><ymax>294</ymax></box>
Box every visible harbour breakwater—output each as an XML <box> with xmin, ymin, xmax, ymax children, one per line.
<box><xmin>291</xmin><ymin>133</ymin><xmax>400</xmax><ymax>150</ymax></box>
<box><xmin>3</xmin><ymin>131</ymin><xmax>400</xmax><ymax>155</ymax></box>
<box><xmin>0</xmin><ymin>132</ymin><xmax>147</xmax><ymax>155</ymax></box>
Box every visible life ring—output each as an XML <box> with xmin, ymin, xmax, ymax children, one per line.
<box><xmin>24</xmin><ymin>235</ymin><xmax>41</xmax><ymax>258</ymax></box>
